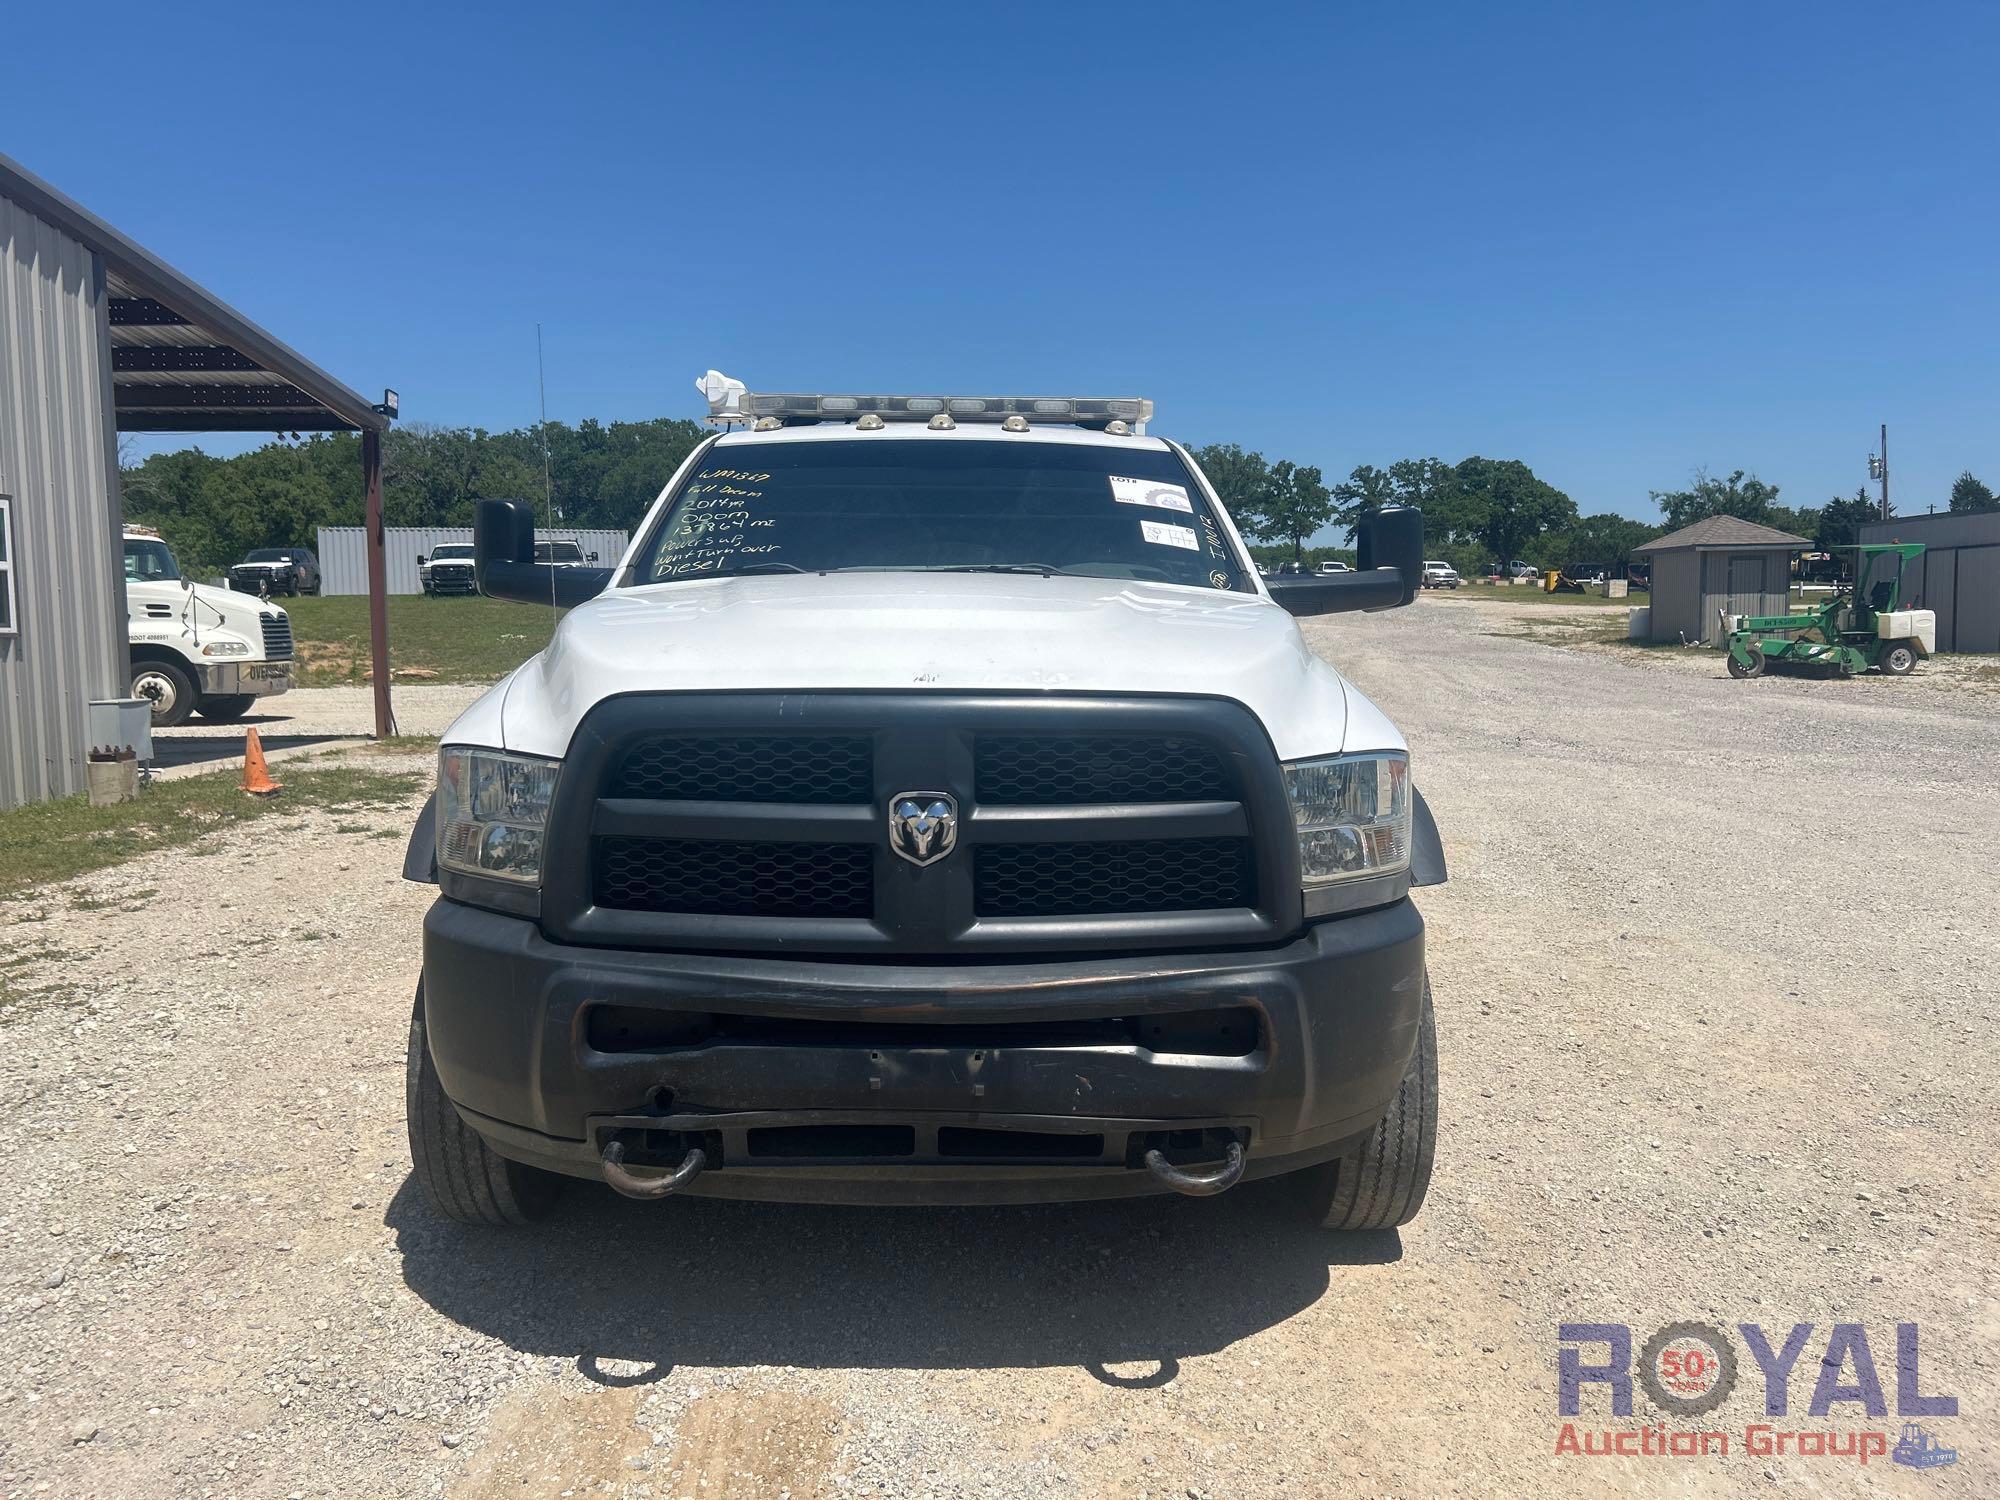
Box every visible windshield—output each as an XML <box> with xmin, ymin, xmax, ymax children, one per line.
<box><xmin>430</xmin><ymin>545</ymin><xmax>474</xmax><ymax>560</ymax></box>
<box><xmin>633</xmin><ymin>440</ymin><xmax>1250</xmax><ymax>592</ymax></box>
<box><xmin>535</xmin><ymin>542</ymin><xmax>584</xmax><ymax>563</ymax></box>
<box><xmin>246</xmin><ymin>549</ymin><xmax>292</xmax><ymax>562</ymax></box>
<box><xmin>124</xmin><ymin>538</ymin><xmax>181</xmax><ymax>582</ymax></box>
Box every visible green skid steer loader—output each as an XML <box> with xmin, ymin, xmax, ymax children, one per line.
<box><xmin>1725</xmin><ymin>543</ymin><xmax>1935</xmax><ymax>680</ymax></box>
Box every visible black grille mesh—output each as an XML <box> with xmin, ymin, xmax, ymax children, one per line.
<box><xmin>977</xmin><ymin>735</ymin><xmax>1230</xmax><ymax>804</ymax></box>
<box><xmin>595</xmin><ymin>838</ymin><xmax>873</xmax><ymax>916</ymax></box>
<box><xmin>976</xmin><ymin>839</ymin><xmax>1252</xmax><ymax>917</ymax></box>
<box><xmin>609</xmin><ymin>736</ymin><xmax>871</xmax><ymax>803</ymax></box>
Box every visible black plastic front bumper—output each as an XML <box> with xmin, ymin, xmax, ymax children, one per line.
<box><xmin>421</xmin><ymin>897</ymin><xmax>1426</xmax><ymax>1204</ymax></box>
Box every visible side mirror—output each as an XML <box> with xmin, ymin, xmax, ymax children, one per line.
<box><xmin>474</xmin><ymin>498</ymin><xmax>614</xmax><ymax>607</ymax></box>
<box><xmin>415</xmin><ymin>554</ymin><xmax>426</xmax><ymax>566</ymax></box>
<box><xmin>587</xmin><ymin>552</ymin><xmax>600</xmax><ymax>562</ymax></box>
<box><xmin>1266</xmin><ymin>506</ymin><xmax>1424</xmax><ymax>617</ymax></box>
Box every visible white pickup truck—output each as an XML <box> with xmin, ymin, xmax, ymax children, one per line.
<box><xmin>402</xmin><ymin>383</ymin><xmax>1446</xmax><ymax>1229</ymax></box>
<box><xmin>123</xmin><ymin>526</ymin><xmax>295</xmax><ymax>726</ymax></box>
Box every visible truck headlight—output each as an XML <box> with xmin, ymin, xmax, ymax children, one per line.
<box><xmin>436</xmin><ymin>746</ymin><xmax>559</xmax><ymax>885</ymax></box>
<box><xmin>1284</xmin><ymin>752</ymin><xmax>1411</xmax><ymax>896</ymax></box>
<box><xmin>201</xmin><ymin>640</ymin><xmax>252</xmax><ymax>657</ymax></box>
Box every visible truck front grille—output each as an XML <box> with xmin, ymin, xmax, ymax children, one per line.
<box><xmin>595</xmin><ymin>837</ymin><xmax>872</xmax><ymax>918</ymax></box>
<box><xmin>259</xmin><ymin>613</ymin><xmax>293</xmax><ymax>660</ymax></box>
<box><xmin>610</xmin><ymin>735</ymin><xmax>871</xmax><ymax>803</ymax></box>
<box><xmin>977</xmin><ymin>735</ymin><xmax>1230</xmax><ymax>804</ymax></box>
<box><xmin>975</xmin><ymin>838</ymin><xmax>1251</xmax><ymax>917</ymax></box>
<box><xmin>555</xmin><ymin>694</ymin><xmax>1296</xmax><ymax>956</ymax></box>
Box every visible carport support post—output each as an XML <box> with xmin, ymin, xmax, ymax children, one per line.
<box><xmin>363</xmin><ymin>427</ymin><xmax>395</xmax><ymax>737</ymax></box>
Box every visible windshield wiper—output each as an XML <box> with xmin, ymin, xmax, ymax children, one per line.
<box><xmin>696</xmin><ymin>562</ymin><xmax>806</xmax><ymax>578</ymax></box>
<box><xmin>929</xmin><ymin>564</ymin><xmax>1076</xmax><ymax>577</ymax></box>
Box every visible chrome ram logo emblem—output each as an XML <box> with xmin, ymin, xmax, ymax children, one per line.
<box><xmin>888</xmin><ymin>791</ymin><xmax>958</xmax><ymax>866</ymax></box>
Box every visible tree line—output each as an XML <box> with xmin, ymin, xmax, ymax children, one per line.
<box><xmin>121</xmin><ymin>417</ymin><xmax>709</xmax><ymax>572</ymax></box>
<box><xmin>1197</xmin><ymin>444</ymin><xmax>1998</xmax><ymax>579</ymax></box>
<box><xmin>121</xmin><ymin>419</ymin><xmax>1993</xmax><ymax>578</ymax></box>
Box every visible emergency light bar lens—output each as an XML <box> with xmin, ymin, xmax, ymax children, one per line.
<box><xmin>710</xmin><ymin>387</ymin><xmax>1154</xmax><ymax>429</ymax></box>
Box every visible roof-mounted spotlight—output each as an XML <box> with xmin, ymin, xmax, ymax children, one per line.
<box><xmin>372</xmin><ymin>388</ymin><xmax>399</xmax><ymax>421</ymax></box>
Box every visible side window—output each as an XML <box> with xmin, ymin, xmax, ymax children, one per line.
<box><xmin>0</xmin><ymin>496</ymin><xmax>15</xmax><ymax>634</ymax></box>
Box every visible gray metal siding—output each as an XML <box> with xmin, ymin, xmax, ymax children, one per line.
<box><xmin>1859</xmin><ymin>511</ymin><xmax>2000</xmax><ymax>551</ymax></box>
<box><xmin>0</xmin><ymin>193</ymin><xmax>124</xmax><ymax>810</ymax></box>
<box><xmin>1855</xmin><ymin>513</ymin><xmax>2000</xmax><ymax>653</ymax></box>
<box><xmin>1646</xmin><ymin>547</ymin><xmax>1792</xmax><ymax>644</ymax></box>
<box><xmin>1699</xmin><ymin>549</ymin><xmax>1790</xmax><ymax>642</ymax></box>
<box><xmin>316</xmin><ymin>526</ymin><xmax>629</xmax><ymax>595</ymax></box>
<box><xmin>1646</xmin><ymin>549</ymin><xmax>1700</xmax><ymax>641</ymax></box>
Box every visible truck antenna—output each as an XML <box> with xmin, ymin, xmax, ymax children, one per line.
<box><xmin>536</xmin><ymin>324</ymin><xmax>557</xmax><ymax>621</ymax></box>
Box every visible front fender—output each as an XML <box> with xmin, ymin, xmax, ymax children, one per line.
<box><xmin>403</xmin><ymin>793</ymin><xmax>438</xmax><ymax>883</ymax></box>
<box><xmin>1411</xmin><ymin>787</ymin><xmax>1447</xmax><ymax>887</ymax></box>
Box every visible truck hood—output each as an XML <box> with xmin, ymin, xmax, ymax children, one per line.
<box><xmin>476</xmin><ymin>573</ymin><xmax>1401</xmax><ymax>763</ymax></box>
<box><xmin>126</xmin><ymin>578</ymin><xmax>286</xmax><ymax>655</ymax></box>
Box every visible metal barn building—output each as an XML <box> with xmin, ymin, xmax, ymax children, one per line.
<box><xmin>1858</xmin><ymin>509</ymin><xmax>2000</xmax><ymax>654</ymax></box>
<box><xmin>1632</xmin><ymin>516</ymin><xmax>1810</xmax><ymax>645</ymax></box>
<box><xmin>0</xmin><ymin>153</ymin><xmax>393</xmax><ymax>810</ymax></box>
<box><xmin>316</xmin><ymin>526</ymin><xmax>629</xmax><ymax>596</ymax></box>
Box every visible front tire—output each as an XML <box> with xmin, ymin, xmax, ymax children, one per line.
<box><xmin>1880</xmin><ymin>641</ymin><xmax>1917</xmax><ymax>675</ymax></box>
<box><xmin>132</xmin><ymin>658</ymin><xmax>198</xmax><ymax>727</ymax></box>
<box><xmin>406</xmin><ymin>982</ymin><xmax>561</xmax><ymax>1225</ymax></box>
<box><xmin>1726</xmin><ymin>644</ymin><xmax>1765</xmax><ymax>679</ymax></box>
<box><xmin>1291</xmin><ymin>976</ymin><xmax>1438</xmax><ymax>1230</ymax></box>
<box><xmin>195</xmin><ymin>694</ymin><xmax>257</xmax><ymax>722</ymax></box>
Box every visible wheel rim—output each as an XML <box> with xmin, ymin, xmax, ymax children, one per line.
<box><xmin>133</xmin><ymin>669</ymin><xmax>180</xmax><ymax>717</ymax></box>
<box><xmin>1889</xmin><ymin>648</ymin><xmax>1913</xmax><ymax>672</ymax></box>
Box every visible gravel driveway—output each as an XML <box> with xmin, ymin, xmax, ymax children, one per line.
<box><xmin>2</xmin><ymin>599</ymin><xmax>1993</xmax><ymax>1498</ymax></box>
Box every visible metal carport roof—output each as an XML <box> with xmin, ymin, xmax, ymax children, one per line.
<box><xmin>0</xmin><ymin>152</ymin><xmax>391</xmax><ymax>435</ymax></box>
<box><xmin>0</xmin><ymin>151</ymin><xmax>399</xmax><ymax>734</ymax></box>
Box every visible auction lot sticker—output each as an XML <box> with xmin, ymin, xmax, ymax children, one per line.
<box><xmin>1140</xmin><ymin>520</ymin><xmax>1199</xmax><ymax>550</ymax></box>
<box><xmin>1109</xmin><ymin>476</ymin><xmax>1194</xmax><ymax>512</ymax></box>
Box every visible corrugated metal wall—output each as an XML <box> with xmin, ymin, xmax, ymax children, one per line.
<box><xmin>316</xmin><ymin>526</ymin><xmax>629</xmax><ymax>595</ymax></box>
<box><xmin>1859</xmin><ymin>511</ymin><xmax>2000</xmax><ymax>653</ymax></box>
<box><xmin>0</xmin><ymin>193</ymin><xmax>124</xmax><ymax>810</ymax></box>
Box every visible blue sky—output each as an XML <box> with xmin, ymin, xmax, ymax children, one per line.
<box><xmin>11</xmin><ymin>2</ymin><xmax>1996</xmax><ymax>522</ymax></box>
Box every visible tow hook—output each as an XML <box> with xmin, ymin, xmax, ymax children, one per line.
<box><xmin>1143</xmin><ymin>1141</ymin><xmax>1246</xmax><ymax>1197</ymax></box>
<box><xmin>600</xmin><ymin>1138</ymin><xmax>708</xmax><ymax>1200</ymax></box>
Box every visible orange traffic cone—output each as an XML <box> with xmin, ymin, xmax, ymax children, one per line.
<box><xmin>242</xmin><ymin>727</ymin><xmax>283</xmax><ymax>797</ymax></box>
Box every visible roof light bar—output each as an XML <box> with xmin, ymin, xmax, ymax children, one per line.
<box><xmin>699</xmin><ymin>373</ymin><xmax>1152</xmax><ymax>432</ymax></box>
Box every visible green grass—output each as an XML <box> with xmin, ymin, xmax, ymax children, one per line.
<box><xmin>0</xmin><ymin>764</ymin><xmax>426</xmax><ymax>900</ymax></box>
<box><xmin>281</xmin><ymin>595</ymin><xmax>558</xmax><ymax>687</ymax></box>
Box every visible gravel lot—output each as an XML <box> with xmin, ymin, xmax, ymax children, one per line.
<box><xmin>2</xmin><ymin>596</ymin><xmax>1993</xmax><ymax>1498</ymax></box>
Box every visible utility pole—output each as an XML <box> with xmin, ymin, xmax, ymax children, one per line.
<box><xmin>1868</xmin><ymin>425</ymin><xmax>1891</xmax><ymax>520</ymax></box>
<box><xmin>1879</xmin><ymin>422</ymin><xmax>1889</xmax><ymax>520</ymax></box>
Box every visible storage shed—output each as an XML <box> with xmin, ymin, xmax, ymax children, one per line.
<box><xmin>1</xmin><ymin>152</ymin><xmax>393</xmax><ymax>810</ymax></box>
<box><xmin>1857</xmin><ymin>508</ymin><xmax>2000</xmax><ymax>654</ymax></box>
<box><xmin>1632</xmin><ymin>516</ymin><xmax>1810</xmax><ymax>645</ymax></box>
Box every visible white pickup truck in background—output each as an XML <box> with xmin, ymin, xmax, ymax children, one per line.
<box><xmin>122</xmin><ymin>526</ymin><xmax>296</xmax><ymax>726</ymax></box>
